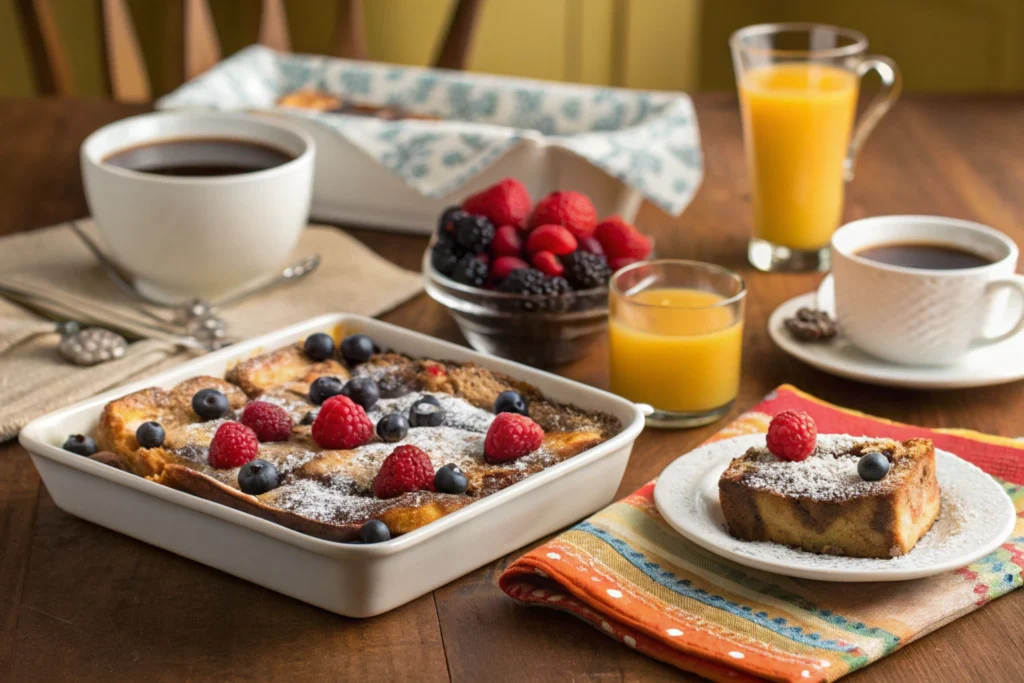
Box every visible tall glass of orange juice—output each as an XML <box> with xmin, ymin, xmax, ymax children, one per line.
<box><xmin>609</xmin><ymin>260</ymin><xmax>746</xmax><ymax>428</ymax></box>
<box><xmin>731</xmin><ymin>24</ymin><xmax>901</xmax><ymax>272</ymax></box>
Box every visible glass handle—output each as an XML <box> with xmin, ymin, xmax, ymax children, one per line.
<box><xmin>844</xmin><ymin>55</ymin><xmax>902</xmax><ymax>181</ymax></box>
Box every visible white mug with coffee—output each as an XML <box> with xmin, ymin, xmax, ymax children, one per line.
<box><xmin>82</xmin><ymin>111</ymin><xmax>315</xmax><ymax>302</ymax></box>
<box><xmin>830</xmin><ymin>215</ymin><xmax>1024</xmax><ymax>366</ymax></box>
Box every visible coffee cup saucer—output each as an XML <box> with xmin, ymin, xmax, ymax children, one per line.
<box><xmin>768</xmin><ymin>277</ymin><xmax>1024</xmax><ymax>389</ymax></box>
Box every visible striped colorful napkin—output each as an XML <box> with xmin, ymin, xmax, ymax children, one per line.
<box><xmin>499</xmin><ymin>385</ymin><xmax>1024</xmax><ymax>682</ymax></box>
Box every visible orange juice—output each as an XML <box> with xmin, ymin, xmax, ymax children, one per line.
<box><xmin>609</xmin><ymin>288</ymin><xmax>743</xmax><ymax>413</ymax></box>
<box><xmin>739</xmin><ymin>63</ymin><xmax>858</xmax><ymax>250</ymax></box>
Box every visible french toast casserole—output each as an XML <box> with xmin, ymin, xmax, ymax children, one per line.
<box><xmin>92</xmin><ymin>332</ymin><xmax>621</xmax><ymax>543</ymax></box>
<box><xmin>719</xmin><ymin>436</ymin><xmax>941</xmax><ymax>558</ymax></box>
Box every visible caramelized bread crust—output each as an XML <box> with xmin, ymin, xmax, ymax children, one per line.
<box><xmin>719</xmin><ymin>437</ymin><xmax>941</xmax><ymax>558</ymax></box>
<box><xmin>97</xmin><ymin>342</ymin><xmax>619</xmax><ymax>542</ymax></box>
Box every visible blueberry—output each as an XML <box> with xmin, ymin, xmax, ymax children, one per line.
<box><xmin>309</xmin><ymin>376</ymin><xmax>345</xmax><ymax>405</ymax></box>
<box><xmin>192</xmin><ymin>388</ymin><xmax>229</xmax><ymax>420</ymax></box>
<box><xmin>135</xmin><ymin>421</ymin><xmax>165</xmax><ymax>448</ymax></box>
<box><xmin>376</xmin><ymin>413</ymin><xmax>409</xmax><ymax>443</ymax></box>
<box><xmin>63</xmin><ymin>434</ymin><xmax>97</xmax><ymax>456</ymax></box>
<box><xmin>857</xmin><ymin>451</ymin><xmax>890</xmax><ymax>481</ymax></box>
<box><xmin>434</xmin><ymin>463</ymin><xmax>469</xmax><ymax>494</ymax></box>
<box><xmin>340</xmin><ymin>334</ymin><xmax>376</xmax><ymax>365</ymax></box>
<box><xmin>409</xmin><ymin>396</ymin><xmax>445</xmax><ymax>427</ymax></box>
<box><xmin>360</xmin><ymin>519</ymin><xmax>391</xmax><ymax>543</ymax></box>
<box><xmin>303</xmin><ymin>333</ymin><xmax>335</xmax><ymax>361</ymax></box>
<box><xmin>494</xmin><ymin>390</ymin><xmax>528</xmax><ymax>416</ymax></box>
<box><xmin>238</xmin><ymin>459</ymin><xmax>280</xmax><ymax>495</ymax></box>
<box><xmin>342</xmin><ymin>377</ymin><xmax>379</xmax><ymax>411</ymax></box>
<box><xmin>300</xmin><ymin>410</ymin><xmax>317</xmax><ymax>426</ymax></box>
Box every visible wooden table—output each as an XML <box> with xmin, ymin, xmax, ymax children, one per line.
<box><xmin>1</xmin><ymin>95</ymin><xmax>1022</xmax><ymax>682</ymax></box>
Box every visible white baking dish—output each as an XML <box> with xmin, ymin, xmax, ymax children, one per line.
<box><xmin>19</xmin><ymin>315</ymin><xmax>645</xmax><ymax>617</ymax></box>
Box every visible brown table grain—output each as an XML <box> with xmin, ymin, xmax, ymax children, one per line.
<box><xmin>1</xmin><ymin>95</ymin><xmax>1022</xmax><ymax>682</ymax></box>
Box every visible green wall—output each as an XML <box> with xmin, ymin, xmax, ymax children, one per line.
<box><xmin>3</xmin><ymin>0</ymin><xmax>1023</xmax><ymax>97</ymax></box>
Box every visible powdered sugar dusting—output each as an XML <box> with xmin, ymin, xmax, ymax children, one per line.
<box><xmin>739</xmin><ymin>435</ymin><xmax>900</xmax><ymax>502</ymax></box>
<box><xmin>271</xmin><ymin>478</ymin><xmax>377</xmax><ymax>523</ymax></box>
<box><xmin>166</xmin><ymin>392</ymin><xmax>563</xmax><ymax>526</ymax></box>
<box><xmin>654</xmin><ymin>434</ymin><xmax>1017</xmax><ymax>577</ymax></box>
<box><xmin>367</xmin><ymin>392</ymin><xmax>494</xmax><ymax>433</ymax></box>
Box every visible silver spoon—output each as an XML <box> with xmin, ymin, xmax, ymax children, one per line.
<box><xmin>0</xmin><ymin>282</ymin><xmax>229</xmax><ymax>363</ymax></box>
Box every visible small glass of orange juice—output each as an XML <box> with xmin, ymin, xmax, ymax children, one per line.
<box><xmin>609</xmin><ymin>260</ymin><xmax>746</xmax><ymax>428</ymax></box>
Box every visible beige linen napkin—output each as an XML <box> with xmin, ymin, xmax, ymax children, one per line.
<box><xmin>0</xmin><ymin>220</ymin><xmax>423</xmax><ymax>441</ymax></box>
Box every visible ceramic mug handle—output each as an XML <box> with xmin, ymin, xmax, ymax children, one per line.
<box><xmin>971</xmin><ymin>275</ymin><xmax>1024</xmax><ymax>348</ymax></box>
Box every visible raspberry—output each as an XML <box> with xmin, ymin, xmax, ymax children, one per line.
<box><xmin>531</xmin><ymin>250</ymin><xmax>564</xmax><ymax>277</ymax></box>
<box><xmin>609</xmin><ymin>256</ymin><xmax>639</xmax><ymax>272</ymax></box>
<box><xmin>462</xmin><ymin>178</ymin><xmax>532</xmax><ymax>229</ymax></box>
<box><xmin>312</xmin><ymin>395</ymin><xmax>375</xmax><ymax>450</ymax></box>
<box><xmin>529</xmin><ymin>191</ymin><xmax>597</xmax><ymax>237</ymax></box>
<box><xmin>373</xmin><ymin>444</ymin><xmax>435</xmax><ymax>498</ymax></box>
<box><xmin>484</xmin><ymin>413</ymin><xmax>544</xmax><ymax>463</ymax></box>
<box><xmin>240</xmin><ymin>401</ymin><xmax>293</xmax><ymax>442</ymax></box>
<box><xmin>451</xmin><ymin>254</ymin><xmax>489</xmax><ymax>287</ymax></box>
<box><xmin>208</xmin><ymin>422</ymin><xmax>259</xmax><ymax>469</ymax></box>
<box><xmin>595</xmin><ymin>216</ymin><xmax>652</xmax><ymax>260</ymax></box>
<box><xmin>491</xmin><ymin>255</ymin><xmax>529</xmax><ymax>281</ymax></box>
<box><xmin>562</xmin><ymin>251</ymin><xmax>611</xmax><ymax>289</ymax></box>
<box><xmin>766</xmin><ymin>411</ymin><xmax>818</xmax><ymax>462</ymax></box>
<box><xmin>453</xmin><ymin>214</ymin><xmax>495</xmax><ymax>253</ymax></box>
<box><xmin>491</xmin><ymin>225</ymin><xmax>524</xmax><ymax>257</ymax></box>
<box><xmin>577</xmin><ymin>235</ymin><xmax>604</xmax><ymax>257</ymax></box>
<box><xmin>526</xmin><ymin>224</ymin><xmax>577</xmax><ymax>256</ymax></box>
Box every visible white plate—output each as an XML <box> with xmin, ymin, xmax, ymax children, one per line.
<box><xmin>768</xmin><ymin>287</ymin><xmax>1024</xmax><ymax>389</ymax></box>
<box><xmin>19</xmin><ymin>314</ymin><xmax>645</xmax><ymax>617</ymax></box>
<box><xmin>653</xmin><ymin>434</ymin><xmax>1017</xmax><ymax>582</ymax></box>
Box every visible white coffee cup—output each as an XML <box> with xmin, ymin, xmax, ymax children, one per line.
<box><xmin>831</xmin><ymin>215</ymin><xmax>1024</xmax><ymax>366</ymax></box>
<box><xmin>81</xmin><ymin>112</ymin><xmax>315</xmax><ymax>302</ymax></box>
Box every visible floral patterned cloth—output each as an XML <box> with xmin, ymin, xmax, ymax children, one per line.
<box><xmin>499</xmin><ymin>385</ymin><xmax>1024</xmax><ymax>682</ymax></box>
<box><xmin>157</xmin><ymin>46</ymin><xmax>703</xmax><ymax>214</ymax></box>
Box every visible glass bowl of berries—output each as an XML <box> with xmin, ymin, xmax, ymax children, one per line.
<box><xmin>423</xmin><ymin>179</ymin><xmax>653</xmax><ymax>367</ymax></box>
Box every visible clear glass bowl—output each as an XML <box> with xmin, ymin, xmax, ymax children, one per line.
<box><xmin>422</xmin><ymin>247</ymin><xmax>609</xmax><ymax>367</ymax></box>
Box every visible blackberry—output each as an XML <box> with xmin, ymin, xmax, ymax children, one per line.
<box><xmin>451</xmin><ymin>255</ymin><xmax>488</xmax><ymax>287</ymax></box>
<box><xmin>430</xmin><ymin>239</ymin><xmax>462</xmax><ymax>276</ymax></box>
<box><xmin>562</xmin><ymin>251</ymin><xmax>612</xmax><ymax>290</ymax></box>
<box><xmin>453</xmin><ymin>214</ymin><xmax>495</xmax><ymax>253</ymax></box>
<box><xmin>438</xmin><ymin>206</ymin><xmax>468</xmax><ymax>235</ymax></box>
<box><xmin>496</xmin><ymin>268</ymin><xmax>573</xmax><ymax>312</ymax></box>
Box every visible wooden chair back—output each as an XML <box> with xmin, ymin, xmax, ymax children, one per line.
<box><xmin>14</xmin><ymin>0</ymin><xmax>484</xmax><ymax>102</ymax></box>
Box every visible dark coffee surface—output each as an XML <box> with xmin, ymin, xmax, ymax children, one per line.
<box><xmin>855</xmin><ymin>242</ymin><xmax>992</xmax><ymax>270</ymax></box>
<box><xmin>103</xmin><ymin>137</ymin><xmax>294</xmax><ymax>176</ymax></box>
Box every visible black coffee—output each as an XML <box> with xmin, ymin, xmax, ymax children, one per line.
<box><xmin>855</xmin><ymin>242</ymin><xmax>993</xmax><ymax>270</ymax></box>
<box><xmin>103</xmin><ymin>137</ymin><xmax>294</xmax><ymax>177</ymax></box>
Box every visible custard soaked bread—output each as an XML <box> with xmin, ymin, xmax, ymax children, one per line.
<box><xmin>719</xmin><ymin>434</ymin><xmax>941</xmax><ymax>558</ymax></box>
<box><xmin>96</xmin><ymin>334</ymin><xmax>620</xmax><ymax>542</ymax></box>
